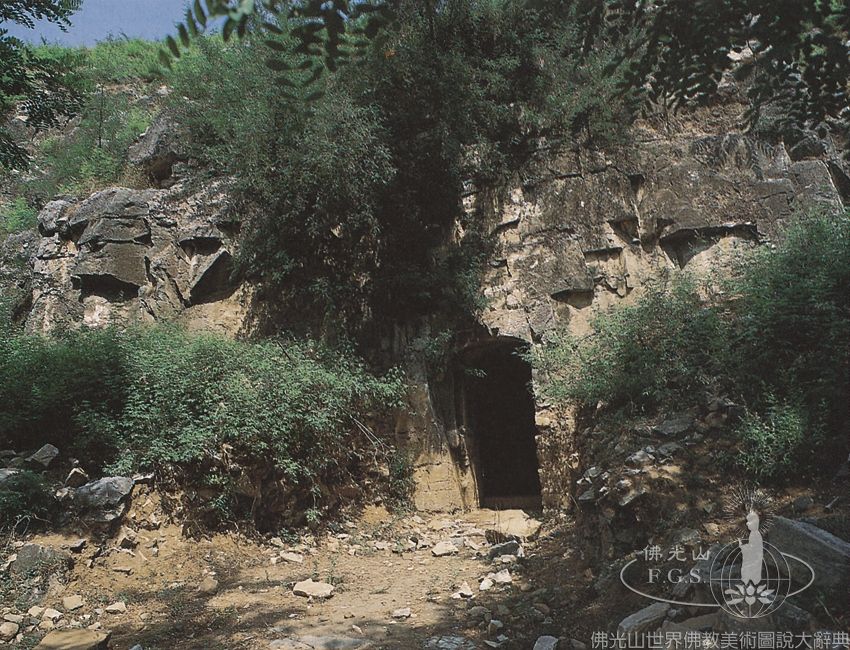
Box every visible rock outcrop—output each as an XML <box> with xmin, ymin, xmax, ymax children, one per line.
<box><xmin>24</xmin><ymin>184</ymin><xmax>253</xmax><ymax>335</ymax></box>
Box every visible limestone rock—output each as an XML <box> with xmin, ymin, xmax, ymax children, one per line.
<box><xmin>0</xmin><ymin>621</ymin><xmax>19</xmax><ymax>641</ymax></box>
<box><xmin>62</xmin><ymin>595</ymin><xmax>84</xmax><ymax>611</ymax></box>
<box><xmin>35</xmin><ymin>629</ymin><xmax>111</xmax><ymax>649</ymax></box>
<box><xmin>293</xmin><ymin>578</ymin><xmax>334</xmax><ymax>598</ymax></box>
<box><xmin>432</xmin><ymin>541</ymin><xmax>459</xmax><ymax>557</ymax></box>
<box><xmin>104</xmin><ymin>601</ymin><xmax>127</xmax><ymax>614</ymax></box>
<box><xmin>768</xmin><ymin>517</ymin><xmax>850</xmax><ymax>591</ymax></box>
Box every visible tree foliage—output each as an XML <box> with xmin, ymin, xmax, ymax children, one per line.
<box><xmin>0</xmin><ymin>0</ymin><xmax>83</xmax><ymax>169</ymax></box>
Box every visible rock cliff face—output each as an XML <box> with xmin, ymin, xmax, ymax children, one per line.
<box><xmin>407</xmin><ymin>125</ymin><xmax>847</xmax><ymax>513</ymax></box>
<box><xmin>2</xmin><ymin>113</ymin><xmax>847</xmax><ymax>515</ymax></box>
<box><xmin>16</xmin><ymin>183</ymin><xmax>253</xmax><ymax>335</ymax></box>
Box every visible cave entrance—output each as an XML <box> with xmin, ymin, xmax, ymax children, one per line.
<box><xmin>458</xmin><ymin>338</ymin><xmax>542</xmax><ymax>509</ymax></box>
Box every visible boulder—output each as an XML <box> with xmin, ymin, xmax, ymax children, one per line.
<box><xmin>768</xmin><ymin>516</ymin><xmax>850</xmax><ymax>591</ymax></box>
<box><xmin>26</xmin><ymin>443</ymin><xmax>59</xmax><ymax>468</ymax></box>
<box><xmin>72</xmin><ymin>476</ymin><xmax>134</xmax><ymax>524</ymax></box>
<box><xmin>35</xmin><ymin>629</ymin><xmax>111</xmax><ymax>649</ymax></box>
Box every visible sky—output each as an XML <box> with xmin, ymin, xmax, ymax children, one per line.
<box><xmin>3</xmin><ymin>0</ymin><xmax>205</xmax><ymax>46</ymax></box>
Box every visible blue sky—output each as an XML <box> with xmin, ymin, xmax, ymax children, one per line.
<box><xmin>4</xmin><ymin>0</ymin><xmax>207</xmax><ymax>46</ymax></box>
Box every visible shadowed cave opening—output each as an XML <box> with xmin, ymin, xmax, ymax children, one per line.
<box><xmin>459</xmin><ymin>338</ymin><xmax>542</xmax><ymax>509</ymax></box>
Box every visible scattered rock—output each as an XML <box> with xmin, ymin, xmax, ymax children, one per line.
<box><xmin>626</xmin><ymin>450</ymin><xmax>654</xmax><ymax>466</ymax></box>
<box><xmin>577</xmin><ymin>488</ymin><xmax>595</xmax><ymax>503</ymax></box>
<box><xmin>197</xmin><ymin>576</ymin><xmax>219</xmax><ymax>595</ymax></box>
<box><xmin>432</xmin><ymin>541</ymin><xmax>459</xmax><ymax>557</ymax></box>
<box><xmin>479</xmin><ymin>577</ymin><xmax>494</xmax><ymax>591</ymax></box>
<box><xmin>793</xmin><ymin>495</ymin><xmax>815</xmax><ymax>513</ymax></box>
<box><xmin>493</xmin><ymin>569</ymin><xmax>512</xmax><ymax>584</ymax></box>
<box><xmin>0</xmin><ymin>622</ymin><xmax>19</xmax><ymax>641</ymax></box>
<box><xmin>533</xmin><ymin>636</ymin><xmax>559</xmax><ymax>650</ymax></box>
<box><xmin>28</xmin><ymin>606</ymin><xmax>45</xmax><ymax>618</ymax></box>
<box><xmin>617</xmin><ymin>603</ymin><xmax>669</xmax><ymax>635</ymax></box>
<box><xmin>653</xmin><ymin>414</ymin><xmax>693</xmax><ymax>437</ymax></box>
<box><xmin>62</xmin><ymin>595</ymin><xmax>84</xmax><ymax>611</ymax></box>
<box><xmin>423</xmin><ymin>636</ymin><xmax>475</xmax><ymax>650</ymax></box>
<box><xmin>65</xmin><ymin>467</ymin><xmax>89</xmax><ymax>488</ymax></box>
<box><xmin>280</xmin><ymin>551</ymin><xmax>304</xmax><ymax>564</ymax></box>
<box><xmin>69</xmin><ymin>539</ymin><xmax>87</xmax><ymax>553</ymax></box>
<box><xmin>3</xmin><ymin>614</ymin><xmax>23</xmax><ymax>624</ymax></box>
<box><xmin>271</xmin><ymin>636</ymin><xmax>367</xmax><ymax>650</ymax></box>
<box><xmin>105</xmin><ymin>601</ymin><xmax>127</xmax><ymax>614</ymax></box>
<box><xmin>42</xmin><ymin>609</ymin><xmax>63</xmax><ymax>622</ymax></box>
<box><xmin>487</xmin><ymin>540</ymin><xmax>520</xmax><ymax>559</ymax></box>
<box><xmin>391</xmin><ymin>607</ymin><xmax>412</xmax><ymax>619</ymax></box>
<box><xmin>451</xmin><ymin>582</ymin><xmax>474</xmax><ymax>599</ymax></box>
<box><xmin>26</xmin><ymin>443</ymin><xmax>59</xmax><ymax>468</ymax></box>
<box><xmin>293</xmin><ymin>579</ymin><xmax>335</xmax><ymax>599</ymax></box>
<box><xmin>35</xmin><ymin>629</ymin><xmax>111</xmax><ymax>650</ymax></box>
<box><xmin>0</xmin><ymin>468</ymin><xmax>20</xmax><ymax>485</ymax></box>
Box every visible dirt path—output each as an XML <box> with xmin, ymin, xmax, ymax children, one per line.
<box><xmin>6</xmin><ymin>505</ymin><xmax>617</xmax><ymax>649</ymax></box>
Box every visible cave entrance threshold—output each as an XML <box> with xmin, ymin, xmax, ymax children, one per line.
<box><xmin>459</xmin><ymin>339</ymin><xmax>542</xmax><ymax>510</ymax></box>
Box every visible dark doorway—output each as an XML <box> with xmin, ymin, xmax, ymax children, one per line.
<box><xmin>460</xmin><ymin>339</ymin><xmax>542</xmax><ymax>509</ymax></box>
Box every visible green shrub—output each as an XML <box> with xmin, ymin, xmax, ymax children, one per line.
<box><xmin>0</xmin><ymin>325</ymin><xmax>405</xmax><ymax>527</ymax></box>
<box><xmin>727</xmin><ymin>213</ymin><xmax>850</xmax><ymax>431</ymax></box>
<box><xmin>28</xmin><ymin>92</ymin><xmax>152</xmax><ymax>200</ymax></box>
<box><xmin>0</xmin><ymin>197</ymin><xmax>37</xmax><ymax>236</ymax></box>
<box><xmin>533</xmin><ymin>274</ymin><xmax>725</xmax><ymax>416</ymax></box>
<box><xmin>532</xmin><ymin>213</ymin><xmax>850</xmax><ymax>481</ymax></box>
<box><xmin>736</xmin><ymin>399</ymin><xmax>813</xmax><ymax>480</ymax></box>
<box><xmin>0</xmin><ymin>470</ymin><xmax>52</xmax><ymax>533</ymax></box>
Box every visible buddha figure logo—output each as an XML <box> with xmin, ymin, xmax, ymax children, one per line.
<box><xmin>620</xmin><ymin>487</ymin><xmax>815</xmax><ymax>619</ymax></box>
<box><xmin>708</xmin><ymin>508</ymin><xmax>791</xmax><ymax>618</ymax></box>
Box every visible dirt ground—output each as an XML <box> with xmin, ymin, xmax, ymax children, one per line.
<box><xmin>4</xmin><ymin>500</ymin><xmax>621</xmax><ymax>650</ymax></box>
<box><xmin>3</xmin><ymin>480</ymin><xmax>848</xmax><ymax>650</ymax></box>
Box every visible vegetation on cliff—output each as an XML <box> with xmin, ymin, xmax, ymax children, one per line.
<box><xmin>533</xmin><ymin>213</ymin><xmax>850</xmax><ymax>480</ymax></box>
<box><xmin>0</xmin><ymin>325</ymin><xmax>404</xmax><ymax>528</ymax></box>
